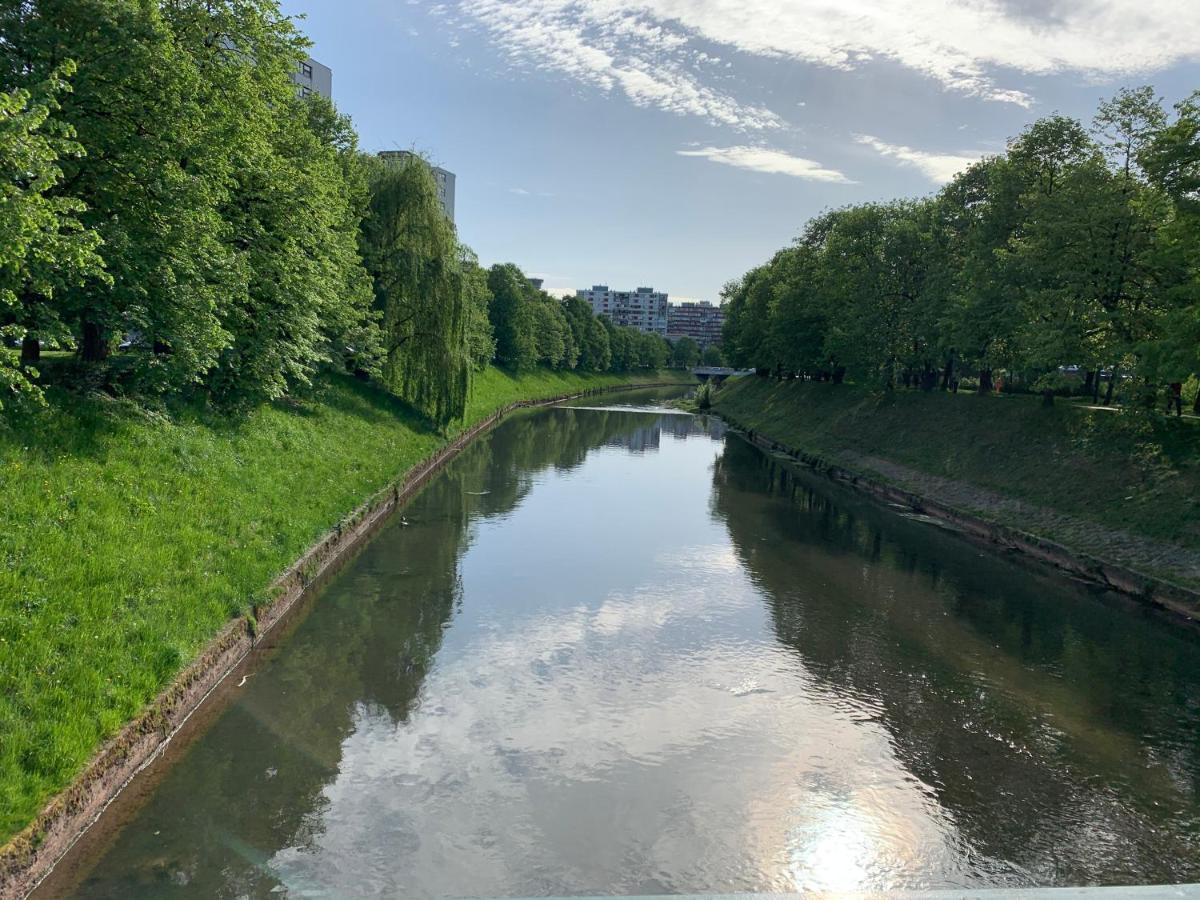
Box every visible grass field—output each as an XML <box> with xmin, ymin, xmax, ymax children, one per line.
<box><xmin>0</xmin><ymin>366</ymin><xmax>689</xmax><ymax>844</ymax></box>
<box><xmin>712</xmin><ymin>377</ymin><xmax>1200</xmax><ymax>571</ymax></box>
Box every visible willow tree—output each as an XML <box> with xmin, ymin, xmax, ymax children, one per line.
<box><xmin>361</xmin><ymin>155</ymin><xmax>470</xmax><ymax>424</ymax></box>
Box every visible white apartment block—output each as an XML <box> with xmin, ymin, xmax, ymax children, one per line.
<box><xmin>290</xmin><ymin>57</ymin><xmax>332</xmax><ymax>100</ymax></box>
<box><xmin>577</xmin><ymin>285</ymin><xmax>669</xmax><ymax>335</ymax></box>
<box><xmin>377</xmin><ymin>150</ymin><xmax>456</xmax><ymax>223</ymax></box>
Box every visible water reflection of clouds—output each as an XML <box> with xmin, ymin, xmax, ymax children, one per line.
<box><xmin>269</xmin><ymin>575</ymin><xmax>1006</xmax><ymax>895</ymax></box>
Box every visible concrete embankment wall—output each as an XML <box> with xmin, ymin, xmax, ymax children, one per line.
<box><xmin>0</xmin><ymin>380</ymin><xmax>681</xmax><ymax>900</ymax></box>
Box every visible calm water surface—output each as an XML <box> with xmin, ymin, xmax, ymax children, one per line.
<box><xmin>46</xmin><ymin>389</ymin><xmax>1200</xmax><ymax>897</ymax></box>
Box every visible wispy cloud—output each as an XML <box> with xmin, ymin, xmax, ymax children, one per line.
<box><xmin>509</xmin><ymin>186</ymin><xmax>555</xmax><ymax>198</ymax></box>
<box><xmin>855</xmin><ymin>135</ymin><xmax>984</xmax><ymax>184</ymax></box>
<box><xmin>456</xmin><ymin>0</ymin><xmax>1200</xmax><ymax>113</ymax></box>
<box><xmin>677</xmin><ymin>146</ymin><xmax>853</xmax><ymax>184</ymax></box>
<box><xmin>456</xmin><ymin>1</ymin><xmax>783</xmax><ymax>129</ymax></box>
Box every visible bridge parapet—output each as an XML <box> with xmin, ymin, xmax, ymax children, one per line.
<box><xmin>691</xmin><ymin>367</ymin><xmax>754</xmax><ymax>382</ymax></box>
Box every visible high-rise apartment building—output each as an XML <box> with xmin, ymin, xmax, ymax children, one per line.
<box><xmin>377</xmin><ymin>150</ymin><xmax>456</xmax><ymax>223</ymax></box>
<box><xmin>666</xmin><ymin>301</ymin><xmax>725</xmax><ymax>348</ymax></box>
<box><xmin>290</xmin><ymin>57</ymin><xmax>332</xmax><ymax>100</ymax></box>
<box><xmin>576</xmin><ymin>285</ymin><xmax>669</xmax><ymax>335</ymax></box>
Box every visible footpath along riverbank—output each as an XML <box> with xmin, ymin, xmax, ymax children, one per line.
<box><xmin>710</xmin><ymin>377</ymin><xmax>1200</xmax><ymax>622</ymax></box>
<box><xmin>0</xmin><ymin>368</ymin><xmax>691</xmax><ymax>900</ymax></box>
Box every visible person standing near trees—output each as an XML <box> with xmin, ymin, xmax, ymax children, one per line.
<box><xmin>1168</xmin><ymin>382</ymin><xmax>1183</xmax><ymax>417</ymax></box>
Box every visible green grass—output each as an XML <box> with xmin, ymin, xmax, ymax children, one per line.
<box><xmin>713</xmin><ymin>377</ymin><xmax>1200</xmax><ymax>554</ymax></box>
<box><xmin>0</xmin><ymin>366</ymin><xmax>689</xmax><ymax>843</ymax></box>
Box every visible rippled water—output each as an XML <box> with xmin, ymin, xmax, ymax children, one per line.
<box><xmin>43</xmin><ymin>389</ymin><xmax>1200</xmax><ymax>897</ymax></box>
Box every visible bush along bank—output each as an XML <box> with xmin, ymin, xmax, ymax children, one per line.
<box><xmin>710</xmin><ymin>377</ymin><xmax>1200</xmax><ymax>613</ymax></box>
<box><xmin>0</xmin><ymin>366</ymin><xmax>692</xmax><ymax>894</ymax></box>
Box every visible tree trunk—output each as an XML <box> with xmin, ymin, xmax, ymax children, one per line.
<box><xmin>978</xmin><ymin>368</ymin><xmax>993</xmax><ymax>393</ymax></box>
<box><xmin>1193</xmin><ymin>390</ymin><xmax>1200</xmax><ymax>416</ymax></box>
<box><xmin>1103</xmin><ymin>367</ymin><xmax>1118</xmax><ymax>406</ymax></box>
<box><xmin>1083</xmin><ymin>370</ymin><xmax>1095</xmax><ymax>397</ymax></box>
<box><xmin>81</xmin><ymin>320</ymin><xmax>109</xmax><ymax>362</ymax></box>
<box><xmin>20</xmin><ymin>335</ymin><xmax>39</xmax><ymax>365</ymax></box>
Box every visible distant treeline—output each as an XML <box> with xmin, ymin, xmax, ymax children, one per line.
<box><xmin>722</xmin><ymin>89</ymin><xmax>1200</xmax><ymax>410</ymax></box>
<box><xmin>0</xmin><ymin>1</ymin><xmax>700</xmax><ymax>426</ymax></box>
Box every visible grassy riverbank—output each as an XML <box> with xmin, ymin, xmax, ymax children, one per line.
<box><xmin>712</xmin><ymin>377</ymin><xmax>1200</xmax><ymax>586</ymax></box>
<box><xmin>0</xmin><ymin>367</ymin><xmax>690</xmax><ymax>844</ymax></box>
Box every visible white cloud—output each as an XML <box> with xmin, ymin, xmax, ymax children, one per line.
<box><xmin>458</xmin><ymin>0</ymin><xmax>783</xmax><ymax>129</ymax></box>
<box><xmin>855</xmin><ymin>135</ymin><xmax>985</xmax><ymax>184</ymax></box>
<box><xmin>508</xmin><ymin>186</ymin><xmax>531</xmax><ymax>195</ymax></box>
<box><xmin>457</xmin><ymin>0</ymin><xmax>1200</xmax><ymax>112</ymax></box>
<box><xmin>677</xmin><ymin>145</ymin><xmax>853</xmax><ymax>184</ymax></box>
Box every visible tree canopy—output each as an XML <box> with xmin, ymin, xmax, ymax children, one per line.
<box><xmin>722</xmin><ymin>89</ymin><xmax>1200</xmax><ymax>412</ymax></box>
<box><xmin>0</xmin><ymin>0</ymin><xmax>679</xmax><ymax>425</ymax></box>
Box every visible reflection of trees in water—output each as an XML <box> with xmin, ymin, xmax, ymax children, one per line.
<box><xmin>76</xmin><ymin>405</ymin><xmax>713</xmax><ymax>897</ymax></box>
<box><xmin>452</xmin><ymin>408</ymin><xmax>725</xmax><ymax>523</ymax></box>
<box><xmin>711</xmin><ymin>436</ymin><xmax>1200</xmax><ymax>885</ymax></box>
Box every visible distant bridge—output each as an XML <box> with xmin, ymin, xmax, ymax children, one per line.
<box><xmin>691</xmin><ymin>366</ymin><xmax>754</xmax><ymax>383</ymax></box>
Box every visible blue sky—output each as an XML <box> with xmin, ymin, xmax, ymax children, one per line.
<box><xmin>278</xmin><ymin>0</ymin><xmax>1200</xmax><ymax>302</ymax></box>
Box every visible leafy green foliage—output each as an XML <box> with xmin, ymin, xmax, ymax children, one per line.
<box><xmin>487</xmin><ymin>263</ymin><xmax>538</xmax><ymax>371</ymax></box>
<box><xmin>0</xmin><ymin>62</ymin><xmax>104</xmax><ymax>410</ymax></box>
<box><xmin>723</xmin><ymin>91</ymin><xmax>1200</xmax><ymax>410</ymax></box>
<box><xmin>361</xmin><ymin>155</ymin><xmax>469</xmax><ymax>424</ymax></box>
<box><xmin>460</xmin><ymin>247</ymin><xmax>497</xmax><ymax>370</ymax></box>
<box><xmin>670</xmin><ymin>336</ymin><xmax>700</xmax><ymax>368</ymax></box>
<box><xmin>0</xmin><ymin>0</ymin><xmax>235</xmax><ymax>385</ymax></box>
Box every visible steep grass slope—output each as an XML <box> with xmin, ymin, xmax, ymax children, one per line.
<box><xmin>713</xmin><ymin>377</ymin><xmax>1200</xmax><ymax>583</ymax></box>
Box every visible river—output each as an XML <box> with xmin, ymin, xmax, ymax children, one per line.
<box><xmin>39</xmin><ymin>388</ymin><xmax>1200</xmax><ymax>897</ymax></box>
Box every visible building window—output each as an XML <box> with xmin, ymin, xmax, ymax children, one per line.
<box><xmin>299</xmin><ymin>86</ymin><xmax>312</xmax><ymax>98</ymax></box>
<box><xmin>300</xmin><ymin>62</ymin><xmax>313</xmax><ymax>78</ymax></box>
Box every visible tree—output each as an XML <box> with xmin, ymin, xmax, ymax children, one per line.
<box><xmin>487</xmin><ymin>263</ymin><xmax>537</xmax><ymax>370</ymax></box>
<box><xmin>601</xmin><ymin>317</ymin><xmax>637</xmax><ymax>372</ymax></box>
<box><xmin>935</xmin><ymin>159</ymin><xmax>1019</xmax><ymax>392</ymax></box>
<box><xmin>0</xmin><ymin>0</ymin><xmax>240</xmax><ymax>389</ymax></box>
<box><xmin>701</xmin><ymin>345</ymin><xmax>725</xmax><ymax>367</ymax></box>
<box><xmin>720</xmin><ymin>93</ymin><xmax>1190</xmax><ymax>412</ymax></box>
<box><xmin>764</xmin><ymin>241</ymin><xmax>829</xmax><ymax>378</ymax></box>
<box><xmin>579</xmin><ymin>312</ymin><xmax>612</xmax><ymax>373</ymax></box>
<box><xmin>359</xmin><ymin>155</ymin><xmax>469</xmax><ymax>423</ymax></box>
<box><xmin>0</xmin><ymin>63</ymin><xmax>104</xmax><ymax>409</ymax></box>
<box><xmin>1140</xmin><ymin>90</ymin><xmax>1200</xmax><ymax>411</ymax></box>
<box><xmin>459</xmin><ymin>247</ymin><xmax>496</xmax><ymax>370</ymax></box>
<box><xmin>671</xmin><ymin>336</ymin><xmax>700</xmax><ymax>368</ymax></box>
<box><xmin>635</xmin><ymin>330</ymin><xmax>669</xmax><ymax>369</ymax></box>
<box><xmin>820</xmin><ymin>202</ymin><xmax>932</xmax><ymax>388</ymax></box>
<box><xmin>721</xmin><ymin>268</ymin><xmax>773</xmax><ymax>370</ymax></box>
<box><xmin>562</xmin><ymin>296</ymin><xmax>599</xmax><ymax>370</ymax></box>
<box><xmin>166</xmin><ymin>1</ymin><xmax>374</xmax><ymax>403</ymax></box>
<box><xmin>532</xmin><ymin>294</ymin><xmax>569</xmax><ymax>368</ymax></box>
